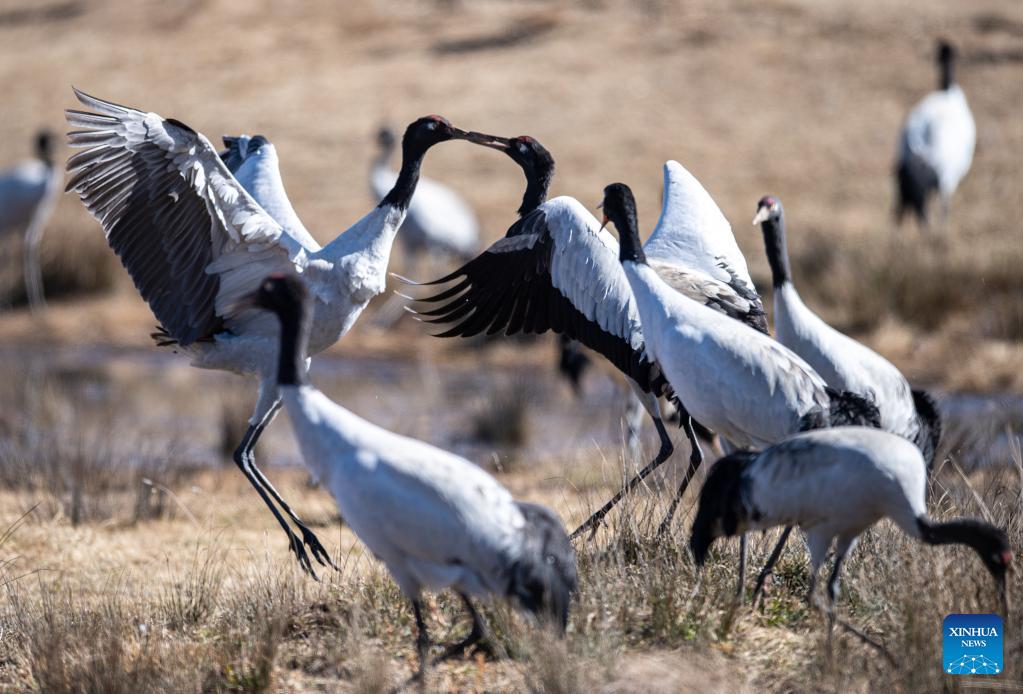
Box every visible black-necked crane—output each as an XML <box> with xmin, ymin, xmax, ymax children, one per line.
<box><xmin>406</xmin><ymin>133</ymin><xmax>768</xmax><ymax>538</ymax></box>
<box><xmin>602</xmin><ymin>182</ymin><xmax>880</xmax><ymax>566</ymax></box>
<box><xmin>244</xmin><ymin>273</ymin><xmax>576</xmax><ymax>679</ymax></box>
<box><xmin>372</xmin><ymin>124</ymin><xmax>479</xmax><ymax>272</ymax></box>
<box><xmin>0</xmin><ymin>130</ymin><xmax>62</xmax><ymax>313</ymax></box>
<box><xmin>753</xmin><ymin>195</ymin><xmax>941</xmax><ymax>465</ymax></box>
<box><xmin>896</xmin><ymin>40</ymin><xmax>975</xmax><ymax>227</ymax></box>
<box><xmin>371</xmin><ymin>125</ymin><xmax>480</xmax><ymax>325</ymax></box>
<box><xmin>64</xmin><ymin>88</ymin><xmax>477</xmax><ymax>576</ymax></box>
<box><xmin>691</xmin><ymin>427</ymin><xmax>1012</xmax><ymax>660</ymax></box>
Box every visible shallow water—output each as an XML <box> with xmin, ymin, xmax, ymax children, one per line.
<box><xmin>0</xmin><ymin>342</ymin><xmax>1018</xmax><ymax>474</ymax></box>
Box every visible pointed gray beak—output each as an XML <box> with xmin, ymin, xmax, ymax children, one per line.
<box><xmin>465</xmin><ymin>131</ymin><xmax>512</xmax><ymax>151</ymax></box>
<box><xmin>752</xmin><ymin>206</ymin><xmax>771</xmax><ymax>226</ymax></box>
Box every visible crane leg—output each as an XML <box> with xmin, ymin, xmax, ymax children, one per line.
<box><xmin>752</xmin><ymin>526</ymin><xmax>793</xmax><ymax>609</ymax></box>
<box><xmin>239</xmin><ymin>400</ymin><xmax>338</xmax><ymax>572</ymax></box>
<box><xmin>412</xmin><ymin>598</ymin><xmax>431</xmax><ymax>681</ymax></box>
<box><xmin>736</xmin><ymin>534</ymin><xmax>748</xmax><ymax>599</ymax></box>
<box><xmin>809</xmin><ymin>546</ymin><xmax>895</xmax><ymax>665</ymax></box>
<box><xmin>433</xmin><ymin>593</ymin><xmax>494</xmax><ymax>663</ymax></box>
<box><xmin>654</xmin><ymin>404</ymin><xmax>704</xmax><ymax>536</ymax></box>
<box><xmin>571</xmin><ymin>391</ymin><xmax>674</xmax><ymax>540</ymax></box>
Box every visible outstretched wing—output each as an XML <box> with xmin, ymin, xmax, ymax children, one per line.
<box><xmin>65</xmin><ymin>89</ymin><xmax>310</xmax><ymax>344</ymax></box>
<box><xmin>407</xmin><ymin>196</ymin><xmax>667</xmax><ymax>395</ymax></box>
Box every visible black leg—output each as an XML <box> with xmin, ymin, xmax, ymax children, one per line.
<box><xmin>232</xmin><ymin>425</ymin><xmax>319</xmax><ymax>577</ymax></box>
<box><xmin>736</xmin><ymin>534</ymin><xmax>748</xmax><ymax>599</ymax></box>
<box><xmin>571</xmin><ymin>415</ymin><xmax>674</xmax><ymax>540</ymax></box>
<box><xmin>412</xmin><ymin>599</ymin><xmax>430</xmax><ymax>680</ymax></box>
<box><xmin>752</xmin><ymin>526</ymin><xmax>793</xmax><ymax>610</ymax></box>
<box><xmin>244</xmin><ymin>407</ymin><xmax>337</xmax><ymax>570</ymax></box>
<box><xmin>433</xmin><ymin>593</ymin><xmax>494</xmax><ymax>664</ymax></box>
<box><xmin>655</xmin><ymin>408</ymin><xmax>704</xmax><ymax>537</ymax></box>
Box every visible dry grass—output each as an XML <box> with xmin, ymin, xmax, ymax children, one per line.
<box><xmin>0</xmin><ymin>444</ymin><xmax>1017</xmax><ymax>692</ymax></box>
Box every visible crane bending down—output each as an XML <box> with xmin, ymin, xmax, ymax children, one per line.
<box><xmin>244</xmin><ymin>273</ymin><xmax>576</xmax><ymax>679</ymax></box>
<box><xmin>405</xmin><ymin>133</ymin><xmax>767</xmax><ymax>538</ymax></box>
<box><xmin>0</xmin><ymin>130</ymin><xmax>62</xmax><ymax>312</ymax></box>
<box><xmin>64</xmin><ymin>88</ymin><xmax>478</xmax><ymax>575</ymax></box>
<box><xmin>691</xmin><ymin>427</ymin><xmax>1012</xmax><ymax>659</ymax></box>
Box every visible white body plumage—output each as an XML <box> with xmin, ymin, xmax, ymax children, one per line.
<box><xmin>773</xmin><ymin>283</ymin><xmax>919</xmax><ymax>441</ymax></box>
<box><xmin>740</xmin><ymin>427</ymin><xmax>927</xmax><ymax>565</ymax></box>
<box><xmin>623</xmin><ymin>260</ymin><xmax>829</xmax><ymax>448</ymax></box>
<box><xmin>283</xmin><ymin>384</ymin><xmax>526</xmax><ymax>597</ymax></box>
<box><xmin>899</xmin><ymin>84</ymin><xmax>975</xmax><ymax>202</ymax></box>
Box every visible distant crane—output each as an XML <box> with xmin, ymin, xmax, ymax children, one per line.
<box><xmin>245</xmin><ymin>273</ymin><xmax>576</xmax><ymax>679</ymax></box>
<box><xmin>691</xmin><ymin>427</ymin><xmax>1012</xmax><ymax>660</ymax></box>
<box><xmin>896</xmin><ymin>40</ymin><xmax>975</xmax><ymax>227</ymax></box>
<box><xmin>65</xmin><ymin>88</ymin><xmax>477</xmax><ymax>576</ymax></box>
<box><xmin>406</xmin><ymin>133</ymin><xmax>767</xmax><ymax>537</ymax></box>
<box><xmin>0</xmin><ymin>130</ymin><xmax>61</xmax><ymax>312</ymax></box>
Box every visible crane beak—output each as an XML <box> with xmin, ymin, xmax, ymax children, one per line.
<box><xmin>751</xmin><ymin>206</ymin><xmax>771</xmax><ymax>226</ymax></box>
<box><xmin>465</xmin><ymin>131</ymin><xmax>512</xmax><ymax>151</ymax></box>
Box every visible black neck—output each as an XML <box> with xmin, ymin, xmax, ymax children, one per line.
<box><xmin>519</xmin><ymin>165</ymin><xmax>553</xmax><ymax>217</ymax></box>
<box><xmin>918</xmin><ymin>517</ymin><xmax>999</xmax><ymax>562</ymax></box>
<box><xmin>939</xmin><ymin>59</ymin><xmax>955</xmax><ymax>91</ymax></box>
<box><xmin>760</xmin><ymin>215</ymin><xmax>791</xmax><ymax>288</ymax></box>
<box><xmin>276</xmin><ymin>303</ymin><xmax>311</xmax><ymax>387</ymax></box>
<box><xmin>612</xmin><ymin>207</ymin><xmax>646</xmax><ymax>265</ymax></box>
<box><xmin>380</xmin><ymin>139</ymin><xmax>426</xmax><ymax>211</ymax></box>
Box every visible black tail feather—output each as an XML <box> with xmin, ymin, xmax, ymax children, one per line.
<box><xmin>911</xmin><ymin>389</ymin><xmax>943</xmax><ymax>470</ymax></box>
<box><xmin>895</xmin><ymin>152</ymin><xmax>939</xmax><ymax>225</ymax></box>
<box><xmin>508</xmin><ymin>502</ymin><xmax>577</xmax><ymax>631</ymax></box>
<box><xmin>799</xmin><ymin>388</ymin><xmax>882</xmax><ymax>431</ymax></box>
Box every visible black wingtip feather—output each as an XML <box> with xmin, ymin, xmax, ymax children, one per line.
<box><xmin>911</xmin><ymin>388</ymin><xmax>942</xmax><ymax>470</ymax></box>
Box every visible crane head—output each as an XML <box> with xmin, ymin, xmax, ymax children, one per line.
<box><xmin>752</xmin><ymin>195</ymin><xmax>782</xmax><ymax>226</ymax></box>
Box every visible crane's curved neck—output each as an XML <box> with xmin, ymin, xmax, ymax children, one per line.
<box><xmin>519</xmin><ymin>165</ymin><xmax>553</xmax><ymax>217</ymax></box>
<box><xmin>918</xmin><ymin>517</ymin><xmax>998</xmax><ymax>553</ymax></box>
<box><xmin>939</xmin><ymin>58</ymin><xmax>955</xmax><ymax>91</ymax></box>
<box><xmin>276</xmin><ymin>302</ymin><xmax>311</xmax><ymax>387</ymax></box>
<box><xmin>379</xmin><ymin>139</ymin><xmax>428</xmax><ymax>212</ymax></box>
<box><xmin>760</xmin><ymin>215</ymin><xmax>792</xmax><ymax>288</ymax></box>
<box><xmin>612</xmin><ymin>206</ymin><xmax>646</xmax><ymax>265</ymax></box>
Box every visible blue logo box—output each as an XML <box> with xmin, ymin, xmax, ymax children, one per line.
<box><xmin>943</xmin><ymin>614</ymin><xmax>1003</xmax><ymax>675</ymax></box>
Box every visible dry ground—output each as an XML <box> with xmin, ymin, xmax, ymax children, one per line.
<box><xmin>0</xmin><ymin>0</ymin><xmax>1021</xmax><ymax>692</ymax></box>
<box><xmin>0</xmin><ymin>455</ymin><xmax>1018</xmax><ymax>692</ymax></box>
